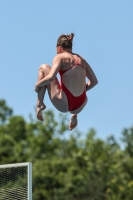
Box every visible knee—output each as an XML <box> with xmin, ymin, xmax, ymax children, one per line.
<box><xmin>39</xmin><ymin>64</ymin><xmax>51</xmax><ymax>72</ymax></box>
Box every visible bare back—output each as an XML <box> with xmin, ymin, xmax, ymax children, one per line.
<box><xmin>59</xmin><ymin>52</ymin><xmax>86</xmax><ymax>96</ymax></box>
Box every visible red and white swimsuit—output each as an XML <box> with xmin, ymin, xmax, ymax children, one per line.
<box><xmin>59</xmin><ymin>54</ymin><xmax>86</xmax><ymax>111</ymax></box>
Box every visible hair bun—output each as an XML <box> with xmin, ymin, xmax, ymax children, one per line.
<box><xmin>67</xmin><ymin>33</ymin><xmax>74</xmax><ymax>41</ymax></box>
<box><xmin>71</xmin><ymin>33</ymin><xmax>75</xmax><ymax>38</ymax></box>
<box><xmin>57</xmin><ymin>33</ymin><xmax>74</xmax><ymax>49</ymax></box>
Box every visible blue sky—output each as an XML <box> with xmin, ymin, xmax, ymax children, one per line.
<box><xmin>0</xmin><ymin>0</ymin><xmax>133</xmax><ymax>143</ymax></box>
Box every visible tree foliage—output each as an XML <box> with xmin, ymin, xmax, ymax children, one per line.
<box><xmin>0</xmin><ymin>99</ymin><xmax>133</xmax><ymax>200</ymax></box>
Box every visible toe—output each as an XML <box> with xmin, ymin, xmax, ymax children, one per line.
<box><xmin>69</xmin><ymin>123</ymin><xmax>76</xmax><ymax>130</ymax></box>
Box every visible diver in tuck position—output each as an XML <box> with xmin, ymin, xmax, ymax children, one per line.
<box><xmin>34</xmin><ymin>33</ymin><xmax>98</xmax><ymax>130</ymax></box>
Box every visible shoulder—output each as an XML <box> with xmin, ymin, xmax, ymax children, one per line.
<box><xmin>53</xmin><ymin>53</ymin><xmax>69</xmax><ymax>61</ymax></box>
<box><xmin>52</xmin><ymin>54</ymin><xmax>62</xmax><ymax>62</ymax></box>
<box><xmin>75</xmin><ymin>53</ymin><xmax>85</xmax><ymax>61</ymax></box>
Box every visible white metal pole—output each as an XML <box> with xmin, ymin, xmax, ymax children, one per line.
<box><xmin>28</xmin><ymin>162</ymin><xmax>32</xmax><ymax>200</ymax></box>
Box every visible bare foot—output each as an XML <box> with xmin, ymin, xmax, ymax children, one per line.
<box><xmin>69</xmin><ymin>114</ymin><xmax>78</xmax><ymax>130</ymax></box>
<box><xmin>36</xmin><ymin>102</ymin><xmax>46</xmax><ymax>121</ymax></box>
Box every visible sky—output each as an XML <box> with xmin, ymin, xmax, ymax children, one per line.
<box><xmin>0</xmin><ymin>0</ymin><xmax>133</xmax><ymax>144</ymax></box>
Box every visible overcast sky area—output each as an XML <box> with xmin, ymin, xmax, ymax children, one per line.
<box><xmin>0</xmin><ymin>0</ymin><xmax>133</xmax><ymax>145</ymax></box>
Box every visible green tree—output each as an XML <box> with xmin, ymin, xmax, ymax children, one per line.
<box><xmin>0</xmin><ymin>99</ymin><xmax>133</xmax><ymax>200</ymax></box>
<box><xmin>0</xmin><ymin>99</ymin><xmax>12</xmax><ymax>125</ymax></box>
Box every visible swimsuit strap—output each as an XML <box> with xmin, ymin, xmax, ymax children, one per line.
<box><xmin>59</xmin><ymin>53</ymin><xmax>85</xmax><ymax>75</ymax></box>
<box><xmin>69</xmin><ymin>53</ymin><xmax>85</xmax><ymax>70</ymax></box>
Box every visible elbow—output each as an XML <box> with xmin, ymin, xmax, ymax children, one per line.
<box><xmin>95</xmin><ymin>79</ymin><xmax>98</xmax><ymax>85</ymax></box>
<box><xmin>50</xmin><ymin>75</ymin><xmax>56</xmax><ymax>81</ymax></box>
<box><xmin>94</xmin><ymin>77</ymin><xmax>98</xmax><ymax>85</ymax></box>
<box><xmin>48</xmin><ymin>71</ymin><xmax>57</xmax><ymax>82</ymax></box>
<box><xmin>47</xmin><ymin>74</ymin><xmax>55</xmax><ymax>82</ymax></box>
<box><xmin>92</xmin><ymin>79</ymin><xmax>98</xmax><ymax>86</ymax></box>
<box><xmin>50</xmin><ymin>77</ymin><xmax>53</xmax><ymax>82</ymax></box>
